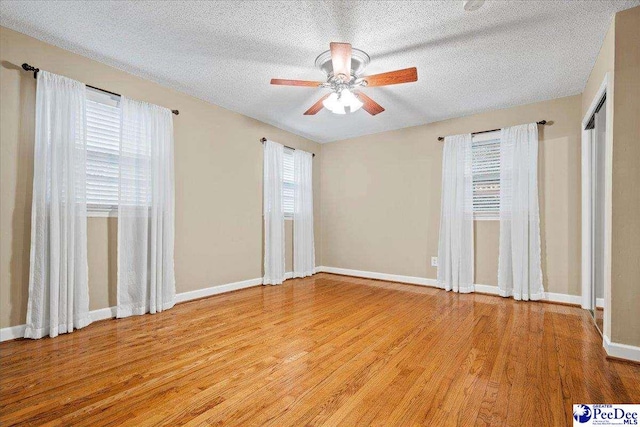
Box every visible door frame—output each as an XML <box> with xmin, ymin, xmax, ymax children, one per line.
<box><xmin>581</xmin><ymin>73</ymin><xmax>612</xmax><ymax>335</ymax></box>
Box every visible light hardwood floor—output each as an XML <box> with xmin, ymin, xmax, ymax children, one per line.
<box><xmin>1</xmin><ymin>273</ymin><xmax>638</xmax><ymax>426</ymax></box>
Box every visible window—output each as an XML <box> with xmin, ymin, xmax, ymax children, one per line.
<box><xmin>86</xmin><ymin>89</ymin><xmax>120</xmax><ymax>216</ymax></box>
<box><xmin>282</xmin><ymin>148</ymin><xmax>295</xmax><ymax>218</ymax></box>
<box><xmin>471</xmin><ymin>131</ymin><xmax>500</xmax><ymax>220</ymax></box>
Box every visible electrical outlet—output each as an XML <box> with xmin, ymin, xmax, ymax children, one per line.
<box><xmin>431</xmin><ymin>257</ymin><xmax>438</xmax><ymax>267</ymax></box>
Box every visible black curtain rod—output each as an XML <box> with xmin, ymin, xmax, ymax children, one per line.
<box><xmin>437</xmin><ymin>120</ymin><xmax>548</xmax><ymax>141</ymax></box>
<box><xmin>21</xmin><ymin>63</ymin><xmax>179</xmax><ymax>115</ymax></box>
<box><xmin>260</xmin><ymin>137</ymin><xmax>315</xmax><ymax>157</ymax></box>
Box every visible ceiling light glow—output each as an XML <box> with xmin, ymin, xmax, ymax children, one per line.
<box><xmin>323</xmin><ymin>90</ymin><xmax>363</xmax><ymax>114</ymax></box>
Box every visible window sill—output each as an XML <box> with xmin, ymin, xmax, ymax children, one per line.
<box><xmin>88</xmin><ymin>211</ymin><xmax>118</xmax><ymax>218</ymax></box>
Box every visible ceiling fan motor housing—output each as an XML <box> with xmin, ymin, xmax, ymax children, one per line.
<box><xmin>315</xmin><ymin>48</ymin><xmax>371</xmax><ymax>79</ymax></box>
<box><xmin>315</xmin><ymin>47</ymin><xmax>370</xmax><ymax>95</ymax></box>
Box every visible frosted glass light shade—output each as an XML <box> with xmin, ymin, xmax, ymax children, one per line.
<box><xmin>322</xmin><ymin>90</ymin><xmax>363</xmax><ymax>114</ymax></box>
<box><xmin>340</xmin><ymin>89</ymin><xmax>363</xmax><ymax>112</ymax></box>
<box><xmin>322</xmin><ymin>92</ymin><xmax>338</xmax><ymax>111</ymax></box>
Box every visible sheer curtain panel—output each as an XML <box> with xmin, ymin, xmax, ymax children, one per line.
<box><xmin>498</xmin><ymin>123</ymin><xmax>544</xmax><ymax>300</ymax></box>
<box><xmin>117</xmin><ymin>97</ymin><xmax>176</xmax><ymax>317</ymax></box>
<box><xmin>263</xmin><ymin>140</ymin><xmax>285</xmax><ymax>285</ymax></box>
<box><xmin>437</xmin><ymin>134</ymin><xmax>475</xmax><ymax>293</ymax></box>
<box><xmin>293</xmin><ymin>149</ymin><xmax>315</xmax><ymax>277</ymax></box>
<box><xmin>25</xmin><ymin>71</ymin><xmax>91</xmax><ymax>339</ymax></box>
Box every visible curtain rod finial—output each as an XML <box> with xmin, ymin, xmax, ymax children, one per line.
<box><xmin>22</xmin><ymin>63</ymin><xmax>39</xmax><ymax>78</ymax></box>
<box><xmin>260</xmin><ymin>137</ymin><xmax>267</xmax><ymax>143</ymax></box>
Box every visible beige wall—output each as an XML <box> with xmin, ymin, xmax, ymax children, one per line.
<box><xmin>610</xmin><ymin>6</ymin><xmax>640</xmax><ymax>347</ymax></box>
<box><xmin>582</xmin><ymin>18</ymin><xmax>615</xmax><ymax>118</ymax></box>
<box><xmin>0</xmin><ymin>27</ymin><xmax>322</xmax><ymax>328</ymax></box>
<box><xmin>321</xmin><ymin>95</ymin><xmax>583</xmax><ymax>295</ymax></box>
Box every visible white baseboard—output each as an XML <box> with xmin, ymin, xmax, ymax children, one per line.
<box><xmin>175</xmin><ymin>277</ymin><xmax>263</xmax><ymax>304</ymax></box>
<box><xmin>604</xmin><ymin>335</ymin><xmax>640</xmax><ymax>363</ymax></box>
<box><xmin>318</xmin><ymin>266</ymin><xmax>437</xmax><ymax>287</ymax></box>
<box><xmin>0</xmin><ymin>324</ymin><xmax>26</xmax><ymax>342</ymax></box>
<box><xmin>542</xmin><ymin>291</ymin><xmax>583</xmax><ymax>306</ymax></box>
<box><xmin>471</xmin><ymin>288</ymin><xmax>598</xmax><ymax>308</ymax></box>
<box><xmin>90</xmin><ymin>306</ymin><xmax>117</xmax><ymax>322</ymax></box>
<box><xmin>318</xmin><ymin>266</ymin><xmax>583</xmax><ymax>305</ymax></box>
<box><xmin>472</xmin><ymin>284</ymin><xmax>501</xmax><ymax>295</ymax></box>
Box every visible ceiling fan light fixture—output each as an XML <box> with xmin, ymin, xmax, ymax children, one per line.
<box><xmin>322</xmin><ymin>90</ymin><xmax>362</xmax><ymax>114</ymax></box>
<box><xmin>341</xmin><ymin>89</ymin><xmax>363</xmax><ymax>113</ymax></box>
<box><xmin>322</xmin><ymin>92</ymin><xmax>346</xmax><ymax>114</ymax></box>
<box><xmin>322</xmin><ymin>92</ymin><xmax>338</xmax><ymax>111</ymax></box>
<box><xmin>273</xmin><ymin>41</ymin><xmax>417</xmax><ymax>116</ymax></box>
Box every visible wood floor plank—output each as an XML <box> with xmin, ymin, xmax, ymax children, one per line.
<box><xmin>1</xmin><ymin>273</ymin><xmax>638</xmax><ymax>426</ymax></box>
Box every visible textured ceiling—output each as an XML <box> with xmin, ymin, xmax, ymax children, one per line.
<box><xmin>1</xmin><ymin>1</ymin><xmax>638</xmax><ymax>143</ymax></box>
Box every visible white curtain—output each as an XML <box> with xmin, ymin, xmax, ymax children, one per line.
<box><xmin>117</xmin><ymin>97</ymin><xmax>175</xmax><ymax>317</ymax></box>
<box><xmin>293</xmin><ymin>149</ymin><xmax>315</xmax><ymax>277</ymax></box>
<box><xmin>498</xmin><ymin>123</ymin><xmax>544</xmax><ymax>300</ymax></box>
<box><xmin>263</xmin><ymin>140</ymin><xmax>285</xmax><ymax>285</ymax></box>
<box><xmin>25</xmin><ymin>71</ymin><xmax>91</xmax><ymax>339</ymax></box>
<box><xmin>437</xmin><ymin>134</ymin><xmax>474</xmax><ymax>293</ymax></box>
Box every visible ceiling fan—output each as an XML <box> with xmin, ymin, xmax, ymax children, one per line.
<box><xmin>270</xmin><ymin>42</ymin><xmax>418</xmax><ymax>116</ymax></box>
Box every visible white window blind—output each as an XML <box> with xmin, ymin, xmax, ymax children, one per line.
<box><xmin>283</xmin><ymin>148</ymin><xmax>295</xmax><ymax>218</ymax></box>
<box><xmin>472</xmin><ymin>132</ymin><xmax>500</xmax><ymax>220</ymax></box>
<box><xmin>86</xmin><ymin>88</ymin><xmax>121</xmax><ymax>215</ymax></box>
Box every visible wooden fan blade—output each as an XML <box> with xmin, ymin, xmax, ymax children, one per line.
<box><xmin>304</xmin><ymin>94</ymin><xmax>330</xmax><ymax>115</ymax></box>
<box><xmin>355</xmin><ymin>91</ymin><xmax>385</xmax><ymax>116</ymax></box>
<box><xmin>271</xmin><ymin>79</ymin><xmax>323</xmax><ymax>87</ymax></box>
<box><xmin>330</xmin><ymin>42</ymin><xmax>352</xmax><ymax>81</ymax></box>
<box><xmin>362</xmin><ymin>67</ymin><xmax>418</xmax><ymax>87</ymax></box>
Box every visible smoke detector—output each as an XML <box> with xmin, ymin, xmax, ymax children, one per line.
<box><xmin>463</xmin><ymin>0</ymin><xmax>485</xmax><ymax>11</ymax></box>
